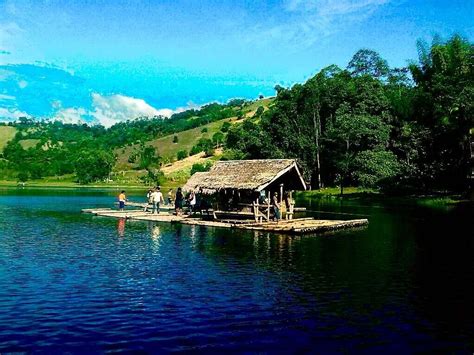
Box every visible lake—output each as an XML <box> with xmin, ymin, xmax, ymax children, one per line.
<box><xmin>0</xmin><ymin>188</ymin><xmax>472</xmax><ymax>353</ymax></box>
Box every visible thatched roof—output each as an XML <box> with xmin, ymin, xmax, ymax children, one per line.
<box><xmin>183</xmin><ymin>159</ymin><xmax>306</xmax><ymax>193</ymax></box>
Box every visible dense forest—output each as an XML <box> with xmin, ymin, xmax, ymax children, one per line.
<box><xmin>226</xmin><ymin>35</ymin><xmax>473</xmax><ymax>193</ymax></box>
<box><xmin>0</xmin><ymin>35</ymin><xmax>472</xmax><ymax>193</ymax></box>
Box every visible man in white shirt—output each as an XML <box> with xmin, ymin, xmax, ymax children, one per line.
<box><xmin>150</xmin><ymin>187</ymin><xmax>164</xmax><ymax>214</ymax></box>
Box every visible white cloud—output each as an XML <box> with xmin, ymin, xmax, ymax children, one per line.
<box><xmin>0</xmin><ymin>93</ymin><xmax>15</xmax><ymax>101</ymax></box>
<box><xmin>0</xmin><ymin>107</ymin><xmax>29</xmax><ymax>120</ymax></box>
<box><xmin>90</xmin><ymin>93</ymin><xmax>172</xmax><ymax>127</ymax></box>
<box><xmin>18</xmin><ymin>80</ymin><xmax>28</xmax><ymax>89</ymax></box>
<box><xmin>53</xmin><ymin>107</ymin><xmax>88</xmax><ymax>125</ymax></box>
<box><xmin>250</xmin><ymin>0</ymin><xmax>392</xmax><ymax>49</ymax></box>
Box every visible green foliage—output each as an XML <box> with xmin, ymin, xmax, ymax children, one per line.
<box><xmin>353</xmin><ymin>150</ymin><xmax>401</xmax><ymax>187</ymax></box>
<box><xmin>138</xmin><ymin>146</ymin><xmax>159</xmax><ymax>169</ymax></box>
<box><xmin>140</xmin><ymin>168</ymin><xmax>165</xmax><ymax>185</ymax></box>
<box><xmin>224</xmin><ymin>35</ymin><xmax>473</xmax><ymax>193</ymax></box>
<box><xmin>225</xmin><ymin>120</ymin><xmax>275</xmax><ymax>159</ymax></box>
<box><xmin>408</xmin><ymin>34</ymin><xmax>474</xmax><ymax>189</ymax></box>
<box><xmin>212</xmin><ymin>131</ymin><xmax>224</xmax><ymax>147</ymax></box>
<box><xmin>190</xmin><ymin>138</ymin><xmax>214</xmax><ymax>156</ymax></box>
<box><xmin>254</xmin><ymin>106</ymin><xmax>265</xmax><ymax>117</ymax></box>
<box><xmin>220</xmin><ymin>121</ymin><xmax>231</xmax><ymax>132</ymax></box>
<box><xmin>17</xmin><ymin>170</ymin><xmax>28</xmax><ymax>182</ymax></box>
<box><xmin>190</xmin><ymin>161</ymin><xmax>213</xmax><ymax>175</ymax></box>
<box><xmin>177</xmin><ymin>150</ymin><xmax>188</xmax><ymax>160</ymax></box>
<box><xmin>220</xmin><ymin>149</ymin><xmax>246</xmax><ymax>161</ymax></box>
<box><xmin>74</xmin><ymin>150</ymin><xmax>115</xmax><ymax>184</ymax></box>
<box><xmin>201</xmin><ymin>127</ymin><xmax>208</xmax><ymax>133</ymax></box>
<box><xmin>348</xmin><ymin>49</ymin><xmax>389</xmax><ymax>78</ymax></box>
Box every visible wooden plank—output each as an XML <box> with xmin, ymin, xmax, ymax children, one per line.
<box><xmin>84</xmin><ymin>205</ymin><xmax>368</xmax><ymax>235</ymax></box>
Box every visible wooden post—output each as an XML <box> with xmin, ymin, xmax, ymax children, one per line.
<box><xmin>253</xmin><ymin>201</ymin><xmax>259</xmax><ymax>222</ymax></box>
<box><xmin>289</xmin><ymin>190</ymin><xmax>293</xmax><ymax>220</ymax></box>
<box><xmin>267</xmin><ymin>190</ymin><xmax>270</xmax><ymax>222</ymax></box>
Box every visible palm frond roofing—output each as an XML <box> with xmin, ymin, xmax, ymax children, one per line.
<box><xmin>183</xmin><ymin>159</ymin><xmax>306</xmax><ymax>192</ymax></box>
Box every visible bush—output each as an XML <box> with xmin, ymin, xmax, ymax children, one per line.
<box><xmin>220</xmin><ymin>121</ymin><xmax>231</xmax><ymax>132</ymax></box>
<box><xmin>353</xmin><ymin>149</ymin><xmax>401</xmax><ymax>188</ymax></box>
<box><xmin>201</xmin><ymin>127</ymin><xmax>208</xmax><ymax>133</ymax></box>
<box><xmin>177</xmin><ymin>150</ymin><xmax>188</xmax><ymax>160</ymax></box>
<box><xmin>220</xmin><ymin>149</ymin><xmax>245</xmax><ymax>161</ymax></box>
<box><xmin>254</xmin><ymin>106</ymin><xmax>265</xmax><ymax>117</ymax></box>
<box><xmin>190</xmin><ymin>138</ymin><xmax>213</xmax><ymax>155</ymax></box>
<box><xmin>17</xmin><ymin>170</ymin><xmax>28</xmax><ymax>182</ymax></box>
<box><xmin>74</xmin><ymin>150</ymin><xmax>116</xmax><ymax>184</ymax></box>
<box><xmin>190</xmin><ymin>161</ymin><xmax>213</xmax><ymax>175</ymax></box>
<box><xmin>212</xmin><ymin>131</ymin><xmax>224</xmax><ymax>144</ymax></box>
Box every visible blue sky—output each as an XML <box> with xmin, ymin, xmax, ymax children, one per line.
<box><xmin>0</xmin><ymin>0</ymin><xmax>473</xmax><ymax>126</ymax></box>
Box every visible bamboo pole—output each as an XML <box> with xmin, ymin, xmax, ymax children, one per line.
<box><xmin>267</xmin><ymin>190</ymin><xmax>270</xmax><ymax>221</ymax></box>
<box><xmin>289</xmin><ymin>190</ymin><xmax>293</xmax><ymax>220</ymax></box>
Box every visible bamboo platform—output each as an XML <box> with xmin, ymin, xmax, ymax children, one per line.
<box><xmin>82</xmin><ymin>208</ymin><xmax>368</xmax><ymax>235</ymax></box>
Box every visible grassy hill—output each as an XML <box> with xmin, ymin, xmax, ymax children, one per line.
<box><xmin>115</xmin><ymin>97</ymin><xmax>274</xmax><ymax>172</ymax></box>
<box><xmin>0</xmin><ymin>97</ymin><xmax>274</xmax><ymax>186</ymax></box>
<box><xmin>0</xmin><ymin>126</ymin><xmax>17</xmax><ymax>152</ymax></box>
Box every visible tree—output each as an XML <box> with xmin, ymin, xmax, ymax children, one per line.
<box><xmin>212</xmin><ymin>132</ymin><xmax>224</xmax><ymax>147</ymax></box>
<box><xmin>139</xmin><ymin>146</ymin><xmax>159</xmax><ymax>169</ymax></box>
<box><xmin>190</xmin><ymin>161</ymin><xmax>213</xmax><ymax>175</ymax></box>
<box><xmin>254</xmin><ymin>106</ymin><xmax>265</xmax><ymax>118</ymax></box>
<box><xmin>140</xmin><ymin>168</ymin><xmax>164</xmax><ymax>185</ymax></box>
<box><xmin>190</xmin><ymin>138</ymin><xmax>214</xmax><ymax>156</ymax></box>
<box><xmin>325</xmin><ymin>109</ymin><xmax>392</xmax><ymax>195</ymax></box>
<box><xmin>353</xmin><ymin>149</ymin><xmax>401</xmax><ymax>187</ymax></box>
<box><xmin>17</xmin><ymin>170</ymin><xmax>28</xmax><ymax>182</ymax></box>
<box><xmin>348</xmin><ymin>49</ymin><xmax>389</xmax><ymax>79</ymax></box>
<box><xmin>177</xmin><ymin>150</ymin><xmax>188</xmax><ymax>160</ymax></box>
<box><xmin>221</xmin><ymin>121</ymin><xmax>231</xmax><ymax>132</ymax></box>
<box><xmin>409</xmin><ymin>35</ymin><xmax>474</xmax><ymax>190</ymax></box>
<box><xmin>74</xmin><ymin>150</ymin><xmax>115</xmax><ymax>184</ymax></box>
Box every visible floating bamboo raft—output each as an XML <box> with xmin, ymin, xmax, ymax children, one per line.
<box><xmin>82</xmin><ymin>208</ymin><xmax>368</xmax><ymax>235</ymax></box>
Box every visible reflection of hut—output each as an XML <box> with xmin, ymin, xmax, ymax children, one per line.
<box><xmin>183</xmin><ymin>159</ymin><xmax>306</xmax><ymax>222</ymax></box>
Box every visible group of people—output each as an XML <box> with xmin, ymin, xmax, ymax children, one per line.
<box><xmin>119</xmin><ymin>187</ymin><xmax>286</xmax><ymax>221</ymax></box>
<box><xmin>144</xmin><ymin>186</ymin><xmax>200</xmax><ymax>216</ymax></box>
<box><xmin>254</xmin><ymin>190</ymin><xmax>291</xmax><ymax>222</ymax></box>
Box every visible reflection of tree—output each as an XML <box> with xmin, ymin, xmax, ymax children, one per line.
<box><xmin>409</xmin><ymin>205</ymin><xmax>474</xmax><ymax>347</ymax></box>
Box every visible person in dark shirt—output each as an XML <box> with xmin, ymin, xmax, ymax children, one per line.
<box><xmin>175</xmin><ymin>187</ymin><xmax>184</xmax><ymax>216</ymax></box>
<box><xmin>272</xmin><ymin>192</ymin><xmax>281</xmax><ymax>221</ymax></box>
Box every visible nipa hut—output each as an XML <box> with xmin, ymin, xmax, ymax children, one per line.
<box><xmin>183</xmin><ymin>159</ymin><xmax>306</xmax><ymax>221</ymax></box>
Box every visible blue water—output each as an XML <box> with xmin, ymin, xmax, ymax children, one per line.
<box><xmin>0</xmin><ymin>188</ymin><xmax>473</xmax><ymax>352</ymax></box>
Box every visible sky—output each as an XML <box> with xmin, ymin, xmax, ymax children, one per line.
<box><xmin>0</xmin><ymin>0</ymin><xmax>473</xmax><ymax>126</ymax></box>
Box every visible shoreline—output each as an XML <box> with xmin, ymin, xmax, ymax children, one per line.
<box><xmin>1</xmin><ymin>181</ymin><xmax>469</xmax><ymax>206</ymax></box>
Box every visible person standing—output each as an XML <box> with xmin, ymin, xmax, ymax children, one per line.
<box><xmin>167</xmin><ymin>189</ymin><xmax>174</xmax><ymax>205</ymax></box>
<box><xmin>151</xmin><ymin>187</ymin><xmax>164</xmax><ymax>214</ymax></box>
<box><xmin>175</xmin><ymin>187</ymin><xmax>184</xmax><ymax>215</ymax></box>
<box><xmin>188</xmin><ymin>190</ymin><xmax>196</xmax><ymax>215</ymax></box>
<box><xmin>144</xmin><ymin>189</ymin><xmax>153</xmax><ymax>212</ymax></box>
<box><xmin>272</xmin><ymin>191</ymin><xmax>281</xmax><ymax>222</ymax></box>
<box><xmin>118</xmin><ymin>190</ymin><xmax>127</xmax><ymax>211</ymax></box>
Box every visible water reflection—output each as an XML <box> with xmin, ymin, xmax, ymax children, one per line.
<box><xmin>0</xmin><ymin>190</ymin><xmax>472</xmax><ymax>352</ymax></box>
<box><xmin>117</xmin><ymin>218</ymin><xmax>125</xmax><ymax>237</ymax></box>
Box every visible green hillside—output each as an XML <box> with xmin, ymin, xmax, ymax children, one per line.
<box><xmin>0</xmin><ymin>126</ymin><xmax>17</xmax><ymax>152</ymax></box>
<box><xmin>115</xmin><ymin>97</ymin><xmax>274</xmax><ymax>171</ymax></box>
